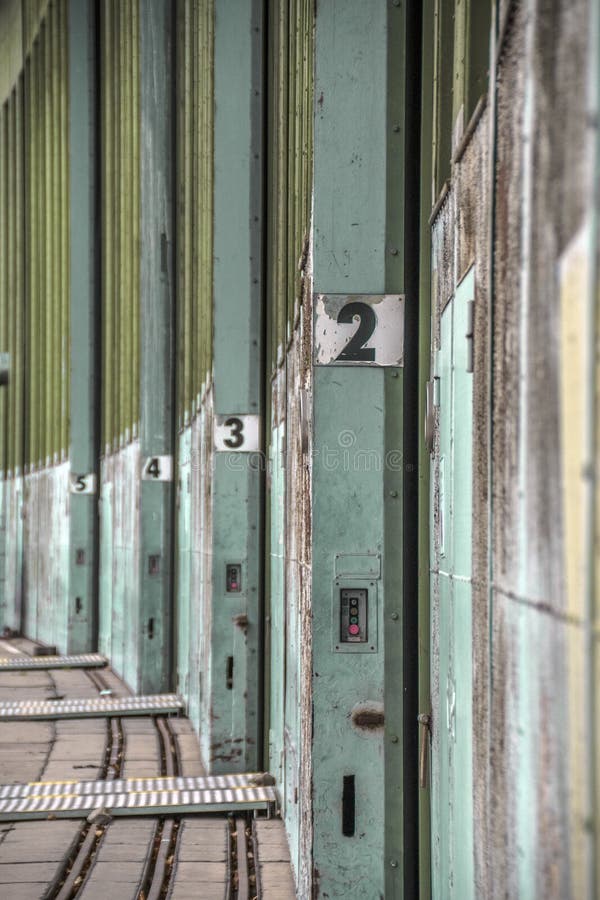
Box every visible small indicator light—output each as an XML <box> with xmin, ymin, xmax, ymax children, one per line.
<box><xmin>349</xmin><ymin>624</ymin><xmax>360</xmax><ymax>636</ymax></box>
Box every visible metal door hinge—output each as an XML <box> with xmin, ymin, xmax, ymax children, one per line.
<box><xmin>466</xmin><ymin>300</ymin><xmax>474</xmax><ymax>373</ymax></box>
<box><xmin>417</xmin><ymin>712</ymin><xmax>432</xmax><ymax>789</ymax></box>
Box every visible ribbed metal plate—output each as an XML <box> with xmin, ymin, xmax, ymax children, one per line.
<box><xmin>0</xmin><ymin>773</ymin><xmax>276</xmax><ymax>821</ymax></box>
<box><xmin>0</xmin><ymin>693</ymin><xmax>183</xmax><ymax>720</ymax></box>
<box><xmin>0</xmin><ymin>653</ymin><xmax>107</xmax><ymax>671</ymax></box>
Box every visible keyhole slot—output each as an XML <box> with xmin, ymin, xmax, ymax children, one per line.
<box><xmin>342</xmin><ymin>775</ymin><xmax>355</xmax><ymax>837</ymax></box>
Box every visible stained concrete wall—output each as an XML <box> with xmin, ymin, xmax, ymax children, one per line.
<box><xmin>429</xmin><ymin>0</ymin><xmax>598</xmax><ymax>896</ymax></box>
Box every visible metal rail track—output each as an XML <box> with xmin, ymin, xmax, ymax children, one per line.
<box><xmin>43</xmin><ymin>670</ymin><xmax>124</xmax><ymax>900</ymax></box>
<box><xmin>10</xmin><ymin>657</ymin><xmax>261</xmax><ymax>899</ymax></box>
<box><xmin>135</xmin><ymin>716</ymin><xmax>181</xmax><ymax>900</ymax></box>
<box><xmin>42</xmin><ymin>668</ymin><xmax>185</xmax><ymax>900</ymax></box>
<box><xmin>227</xmin><ymin>814</ymin><xmax>258</xmax><ymax>900</ymax></box>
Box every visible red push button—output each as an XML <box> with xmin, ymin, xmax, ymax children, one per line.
<box><xmin>348</xmin><ymin>624</ymin><xmax>360</xmax><ymax>636</ymax></box>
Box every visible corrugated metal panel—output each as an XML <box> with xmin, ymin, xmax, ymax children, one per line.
<box><xmin>0</xmin><ymin>101</ymin><xmax>8</xmax><ymax>479</ymax></box>
<box><xmin>21</xmin><ymin>0</ymin><xmax>69</xmax><ymax>470</ymax></box>
<box><xmin>22</xmin><ymin>0</ymin><xmax>51</xmax><ymax>56</ymax></box>
<box><xmin>13</xmin><ymin>79</ymin><xmax>24</xmax><ymax>478</ymax></box>
<box><xmin>100</xmin><ymin>0</ymin><xmax>140</xmax><ymax>451</ymax></box>
<box><xmin>264</xmin><ymin>0</ymin><xmax>313</xmax><ymax>888</ymax></box>
<box><xmin>176</xmin><ymin>0</ymin><xmax>214</xmax><ymax>428</ymax></box>
<box><xmin>0</xmin><ymin>0</ymin><xmax>23</xmax><ymax>104</ymax></box>
<box><xmin>267</xmin><ymin>0</ymin><xmax>313</xmax><ymax>374</ymax></box>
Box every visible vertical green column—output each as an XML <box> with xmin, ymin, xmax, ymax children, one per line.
<box><xmin>138</xmin><ymin>0</ymin><xmax>173</xmax><ymax>693</ymax></box>
<box><xmin>312</xmin><ymin>2</ymin><xmax>415</xmax><ymax>897</ymax></box>
<box><xmin>211</xmin><ymin>0</ymin><xmax>264</xmax><ymax>772</ymax></box>
<box><xmin>418</xmin><ymin>3</ymin><xmax>435</xmax><ymax>898</ymax></box>
<box><xmin>67</xmin><ymin>0</ymin><xmax>97</xmax><ymax>653</ymax></box>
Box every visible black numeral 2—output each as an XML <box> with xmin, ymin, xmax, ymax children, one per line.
<box><xmin>335</xmin><ymin>302</ymin><xmax>376</xmax><ymax>361</ymax></box>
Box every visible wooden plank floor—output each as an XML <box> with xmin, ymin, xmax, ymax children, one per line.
<box><xmin>0</xmin><ymin>639</ymin><xmax>296</xmax><ymax>899</ymax></box>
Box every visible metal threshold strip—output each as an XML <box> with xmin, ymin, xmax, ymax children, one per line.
<box><xmin>0</xmin><ymin>653</ymin><xmax>107</xmax><ymax>671</ymax></box>
<box><xmin>0</xmin><ymin>693</ymin><xmax>183</xmax><ymax>720</ymax></box>
<box><xmin>0</xmin><ymin>773</ymin><xmax>277</xmax><ymax>821</ymax></box>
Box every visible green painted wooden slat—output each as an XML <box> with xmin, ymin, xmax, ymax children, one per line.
<box><xmin>208</xmin><ymin>0</ymin><xmax>264</xmax><ymax>773</ymax></box>
<box><xmin>100</xmin><ymin>0</ymin><xmax>112</xmax><ymax>454</ymax></box>
<box><xmin>59</xmin><ymin>0</ymin><xmax>69</xmax><ymax>460</ymax></box>
<box><xmin>131</xmin><ymin>0</ymin><xmax>140</xmax><ymax>437</ymax></box>
<box><xmin>68</xmin><ymin>0</ymin><xmax>97</xmax><ymax>653</ymax></box>
<box><xmin>138</xmin><ymin>0</ymin><xmax>174</xmax><ymax>693</ymax></box>
<box><xmin>311</xmin><ymin>2</ymin><xmax>415</xmax><ymax>896</ymax></box>
<box><xmin>417</xmin><ymin>4</ymin><xmax>435</xmax><ymax>897</ymax></box>
<box><xmin>0</xmin><ymin>105</ymin><xmax>7</xmax><ymax>478</ymax></box>
<box><xmin>43</xmin><ymin>19</ymin><xmax>52</xmax><ymax>466</ymax></box>
<box><xmin>7</xmin><ymin>93</ymin><xmax>16</xmax><ymax>476</ymax></box>
<box><xmin>431</xmin><ymin>271</ymin><xmax>475</xmax><ymax>898</ymax></box>
<box><xmin>39</xmin><ymin>25</ymin><xmax>46</xmax><ymax>466</ymax></box>
<box><xmin>432</xmin><ymin>0</ymin><xmax>454</xmax><ymax>199</ymax></box>
<box><xmin>15</xmin><ymin>77</ymin><xmax>24</xmax><ymax>477</ymax></box>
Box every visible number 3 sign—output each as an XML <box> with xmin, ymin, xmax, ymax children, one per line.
<box><xmin>214</xmin><ymin>415</ymin><xmax>261</xmax><ymax>452</ymax></box>
<box><xmin>313</xmin><ymin>294</ymin><xmax>404</xmax><ymax>367</ymax></box>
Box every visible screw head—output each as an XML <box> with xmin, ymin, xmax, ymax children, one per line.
<box><xmin>390</xmin><ymin>735</ymin><xmax>399</xmax><ymax>743</ymax></box>
<box><xmin>390</xmin><ymin>247</ymin><xmax>399</xmax><ymax>256</ymax></box>
<box><xmin>389</xmin><ymin>490</ymin><xmax>398</xmax><ymax>498</ymax></box>
<box><xmin>390</xmin><ymin>859</ymin><xmax>398</xmax><ymax>868</ymax></box>
<box><xmin>391</xmin><ymin>612</ymin><xmax>399</xmax><ymax>621</ymax></box>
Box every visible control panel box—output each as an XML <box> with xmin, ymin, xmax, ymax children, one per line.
<box><xmin>226</xmin><ymin>563</ymin><xmax>242</xmax><ymax>593</ymax></box>
<box><xmin>332</xmin><ymin>579</ymin><xmax>378</xmax><ymax>653</ymax></box>
<box><xmin>339</xmin><ymin>588</ymin><xmax>368</xmax><ymax>643</ymax></box>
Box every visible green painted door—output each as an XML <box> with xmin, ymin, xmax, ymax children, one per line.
<box><xmin>431</xmin><ymin>267</ymin><xmax>474</xmax><ymax>898</ymax></box>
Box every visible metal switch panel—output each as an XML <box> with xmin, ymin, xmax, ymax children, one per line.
<box><xmin>340</xmin><ymin>588</ymin><xmax>368</xmax><ymax>642</ymax></box>
<box><xmin>226</xmin><ymin>564</ymin><xmax>242</xmax><ymax>593</ymax></box>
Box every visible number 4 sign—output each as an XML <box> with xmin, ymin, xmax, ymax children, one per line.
<box><xmin>313</xmin><ymin>293</ymin><xmax>404</xmax><ymax>367</ymax></box>
<box><xmin>141</xmin><ymin>455</ymin><xmax>173</xmax><ymax>481</ymax></box>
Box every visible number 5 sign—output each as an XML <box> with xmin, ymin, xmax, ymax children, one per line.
<box><xmin>214</xmin><ymin>415</ymin><xmax>261</xmax><ymax>452</ymax></box>
<box><xmin>314</xmin><ymin>293</ymin><xmax>404</xmax><ymax>367</ymax></box>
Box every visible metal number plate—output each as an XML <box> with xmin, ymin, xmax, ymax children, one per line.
<box><xmin>314</xmin><ymin>293</ymin><xmax>405</xmax><ymax>366</ymax></box>
<box><xmin>214</xmin><ymin>415</ymin><xmax>261</xmax><ymax>452</ymax></box>
<box><xmin>70</xmin><ymin>473</ymin><xmax>97</xmax><ymax>494</ymax></box>
<box><xmin>141</xmin><ymin>455</ymin><xmax>173</xmax><ymax>482</ymax></box>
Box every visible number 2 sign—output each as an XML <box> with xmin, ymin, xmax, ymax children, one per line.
<box><xmin>313</xmin><ymin>294</ymin><xmax>404</xmax><ymax>367</ymax></box>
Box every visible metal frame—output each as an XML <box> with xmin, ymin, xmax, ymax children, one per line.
<box><xmin>208</xmin><ymin>0</ymin><xmax>264</xmax><ymax>774</ymax></box>
<box><xmin>0</xmin><ymin>693</ymin><xmax>183</xmax><ymax>720</ymax></box>
<box><xmin>68</xmin><ymin>0</ymin><xmax>98</xmax><ymax>654</ymax></box>
<box><xmin>0</xmin><ymin>652</ymin><xmax>106</xmax><ymax>669</ymax></box>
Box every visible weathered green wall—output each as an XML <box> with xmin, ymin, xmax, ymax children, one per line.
<box><xmin>426</xmin><ymin>0</ymin><xmax>600</xmax><ymax>896</ymax></box>
<box><xmin>310</xmin><ymin>2</ymin><xmax>414</xmax><ymax>897</ymax></box>
<box><xmin>97</xmin><ymin>0</ymin><xmax>174</xmax><ymax>694</ymax></box>
<box><xmin>0</xmin><ymin>0</ymin><xmax>72</xmax><ymax>650</ymax></box>
<box><xmin>263</xmin><ymin>0</ymin><xmax>314</xmax><ymax>892</ymax></box>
